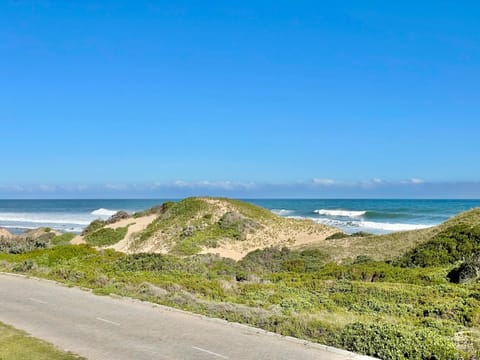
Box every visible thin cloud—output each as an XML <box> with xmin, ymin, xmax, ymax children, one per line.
<box><xmin>312</xmin><ymin>178</ymin><xmax>337</xmax><ymax>186</ymax></box>
<box><xmin>0</xmin><ymin>179</ymin><xmax>479</xmax><ymax>199</ymax></box>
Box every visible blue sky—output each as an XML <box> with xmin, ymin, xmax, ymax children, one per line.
<box><xmin>2</xmin><ymin>1</ymin><xmax>480</xmax><ymax>198</ymax></box>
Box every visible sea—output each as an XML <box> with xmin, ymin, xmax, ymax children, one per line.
<box><xmin>1</xmin><ymin>199</ymin><xmax>479</xmax><ymax>235</ymax></box>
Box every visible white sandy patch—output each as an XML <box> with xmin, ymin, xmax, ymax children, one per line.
<box><xmin>108</xmin><ymin>215</ymin><xmax>158</xmax><ymax>252</ymax></box>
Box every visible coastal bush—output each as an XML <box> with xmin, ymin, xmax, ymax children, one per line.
<box><xmin>447</xmin><ymin>254</ymin><xmax>480</xmax><ymax>283</ymax></box>
<box><xmin>398</xmin><ymin>224</ymin><xmax>480</xmax><ymax>267</ymax></box>
<box><xmin>240</xmin><ymin>247</ymin><xmax>327</xmax><ymax>273</ymax></box>
<box><xmin>114</xmin><ymin>253</ymin><xmax>173</xmax><ymax>272</ymax></box>
<box><xmin>84</xmin><ymin>227</ymin><xmax>128</xmax><ymax>246</ymax></box>
<box><xmin>0</xmin><ymin>236</ymin><xmax>50</xmax><ymax>254</ymax></box>
<box><xmin>339</xmin><ymin>322</ymin><xmax>462</xmax><ymax>359</ymax></box>
<box><xmin>81</xmin><ymin>220</ymin><xmax>106</xmax><ymax>236</ymax></box>
<box><xmin>50</xmin><ymin>233</ymin><xmax>75</xmax><ymax>246</ymax></box>
<box><xmin>326</xmin><ymin>232</ymin><xmax>372</xmax><ymax>240</ymax></box>
<box><xmin>350</xmin><ymin>231</ymin><xmax>373</xmax><ymax>237</ymax></box>
<box><xmin>326</xmin><ymin>232</ymin><xmax>348</xmax><ymax>240</ymax></box>
<box><xmin>133</xmin><ymin>202</ymin><xmax>174</xmax><ymax>218</ymax></box>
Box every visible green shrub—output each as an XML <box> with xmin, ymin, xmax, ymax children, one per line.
<box><xmin>115</xmin><ymin>253</ymin><xmax>171</xmax><ymax>272</ymax></box>
<box><xmin>398</xmin><ymin>224</ymin><xmax>480</xmax><ymax>267</ymax></box>
<box><xmin>339</xmin><ymin>322</ymin><xmax>462</xmax><ymax>359</ymax></box>
<box><xmin>350</xmin><ymin>231</ymin><xmax>373</xmax><ymax>237</ymax></box>
<box><xmin>133</xmin><ymin>202</ymin><xmax>174</xmax><ymax>218</ymax></box>
<box><xmin>239</xmin><ymin>247</ymin><xmax>326</xmax><ymax>273</ymax></box>
<box><xmin>326</xmin><ymin>232</ymin><xmax>349</xmax><ymax>240</ymax></box>
<box><xmin>50</xmin><ymin>233</ymin><xmax>75</xmax><ymax>246</ymax></box>
<box><xmin>0</xmin><ymin>236</ymin><xmax>50</xmax><ymax>254</ymax></box>
<box><xmin>81</xmin><ymin>220</ymin><xmax>106</xmax><ymax>236</ymax></box>
<box><xmin>85</xmin><ymin>227</ymin><xmax>128</xmax><ymax>246</ymax></box>
<box><xmin>447</xmin><ymin>254</ymin><xmax>480</xmax><ymax>284</ymax></box>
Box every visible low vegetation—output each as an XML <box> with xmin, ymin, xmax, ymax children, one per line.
<box><xmin>1</xmin><ymin>203</ymin><xmax>480</xmax><ymax>359</ymax></box>
<box><xmin>397</xmin><ymin>224</ymin><xmax>480</xmax><ymax>267</ymax></box>
<box><xmin>0</xmin><ymin>321</ymin><xmax>83</xmax><ymax>359</ymax></box>
<box><xmin>84</xmin><ymin>227</ymin><xmax>128</xmax><ymax>246</ymax></box>
<box><xmin>0</xmin><ymin>228</ymin><xmax>55</xmax><ymax>254</ymax></box>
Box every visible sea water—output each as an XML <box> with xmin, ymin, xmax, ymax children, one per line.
<box><xmin>0</xmin><ymin>199</ymin><xmax>479</xmax><ymax>235</ymax></box>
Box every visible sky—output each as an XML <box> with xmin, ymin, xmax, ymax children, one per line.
<box><xmin>2</xmin><ymin>1</ymin><xmax>480</xmax><ymax>198</ymax></box>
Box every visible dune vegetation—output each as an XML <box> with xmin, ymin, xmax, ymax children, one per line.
<box><xmin>1</xmin><ymin>199</ymin><xmax>479</xmax><ymax>359</ymax></box>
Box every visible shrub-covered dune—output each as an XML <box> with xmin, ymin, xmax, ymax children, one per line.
<box><xmin>72</xmin><ymin>197</ymin><xmax>339</xmax><ymax>259</ymax></box>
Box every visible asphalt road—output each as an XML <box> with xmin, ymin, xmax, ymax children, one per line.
<box><xmin>0</xmin><ymin>274</ymin><xmax>374</xmax><ymax>360</ymax></box>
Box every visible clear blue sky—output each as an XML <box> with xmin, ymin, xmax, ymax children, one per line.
<box><xmin>2</xmin><ymin>1</ymin><xmax>480</xmax><ymax>198</ymax></box>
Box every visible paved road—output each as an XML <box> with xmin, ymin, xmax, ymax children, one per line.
<box><xmin>0</xmin><ymin>274</ymin><xmax>374</xmax><ymax>360</ymax></box>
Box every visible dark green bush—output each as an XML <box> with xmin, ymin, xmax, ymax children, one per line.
<box><xmin>447</xmin><ymin>254</ymin><xmax>480</xmax><ymax>284</ymax></box>
<box><xmin>339</xmin><ymin>322</ymin><xmax>462</xmax><ymax>359</ymax></box>
<box><xmin>239</xmin><ymin>247</ymin><xmax>326</xmax><ymax>273</ymax></box>
<box><xmin>115</xmin><ymin>253</ymin><xmax>171</xmax><ymax>272</ymax></box>
<box><xmin>350</xmin><ymin>231</ymin><xmax>373</xmax><ymax>237</ymax></box>
<box><xmin>50</xmin><ymin>233</ymin><xmax>75</xmax><ymax>246</ymax></box>
<box><xmin>398</xmin><ymin>225</ymin><xmax>480</xmax><ymax>267</ymax></box>
<box><xmin>0</xmin><ymin>236</ymin><xmax>49</xmax><ymax>254</ymax></box>
<box><xmin>81</xmin><ymin>219</ymin><xmax>106</xmax><ymax>236</ymax></box>
<box><xmin>85</xmin><ymin>227</ymin><xmax>128</xmax><ymax>246</ymax></box>
<box><xmin>326</xmin><ymin>232</ymin><xmax>349</xmax><ymax>240</ymax></box>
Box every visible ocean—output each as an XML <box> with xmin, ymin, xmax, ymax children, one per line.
<box><xmin>1</xmin><ymin>199</ymin><xmax>479</xmax><ymax>235</ymax></box>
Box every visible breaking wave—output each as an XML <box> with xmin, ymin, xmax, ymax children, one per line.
<box><xmin>91</xmin><ymin>208</ymin><xmax>117</xmax><ymax>217</ymax></box>
<box><xmin>314</xmin><ymin>209</ymin><xmax>367</xmax><ymax>217</ymax></box>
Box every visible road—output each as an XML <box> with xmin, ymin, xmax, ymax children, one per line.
<box><xmin>0</xmin><ymin>274</ymin><xmax>374</xmax><ymax>360</ymax></box>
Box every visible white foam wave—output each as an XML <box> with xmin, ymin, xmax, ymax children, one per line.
<box><xmin>271</xmin><ymin>209</ymin><xmax>295</xmax><ymax>216</ymax></box>
<box><xmin>310</xmin><ymin>218</ymin><xmax>349</xmax><ymax>227</ymax></box>
<box><xmin>308</xmin><ymin>217</ymin><xmax>432</xmax><ymax>233</ymax></box>
<box><xmin>358</xmin><ymin>221</ymin><xmax>432</xmax><ymax>232</ymax></box>
<box><xmin>314</xmin><ymin>209</ymin><xmax>367</xmax><ymax>217</ymax></box>
<box><xmin>91</xmin><ymin>208</ymin><xmax>117</xmax><ymax>217</ymax></box>
<box><xmin>0</xmin><ymin>213</ymin><xmax>91</xmax><ymax>226</ymax></box>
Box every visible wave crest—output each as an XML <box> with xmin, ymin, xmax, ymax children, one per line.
<box><xmin>91</xmin><ymin>208</ymin><xmax>117</xmax><ymax>217</ymax></box>
<box><xmin>314</xmin><ymin>209</ymin><xmax>367</xmax><ymax>217</ymax></box>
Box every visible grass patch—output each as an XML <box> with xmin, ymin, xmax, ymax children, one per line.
<box><xmin>0</xmin><ymin>321</ymin><xmax>83</xmax><ymax>359</ymax></box>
